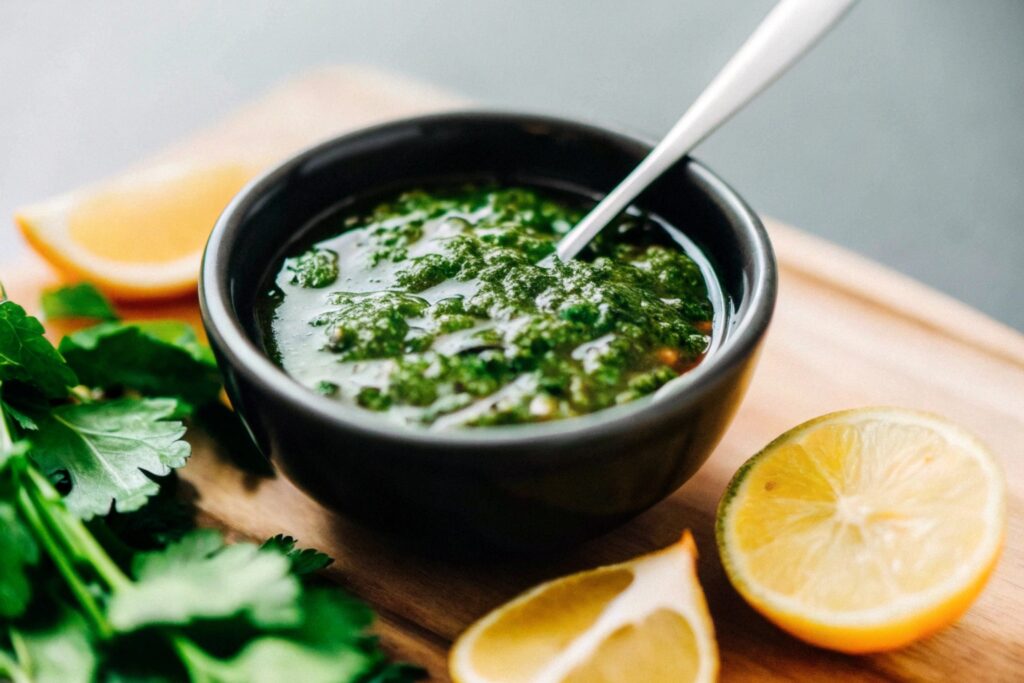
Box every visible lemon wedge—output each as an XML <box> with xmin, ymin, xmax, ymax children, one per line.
<box><xmin>15</xmin><ymin>162</ymin><xmax>257</xmax><ymax>300</ymax></box>
<box><xmin>716</xmin><ymin>407</ymin><xmax>1006</xmax><ymax>653</ymax></box>
<box><xmin>450</xmin><ymin>532</ymin><xmax>718</xmax><ymax>683</ymax></box>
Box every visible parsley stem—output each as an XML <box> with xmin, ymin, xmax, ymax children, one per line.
<box><xmin>0</xmin><ymin>647</ymin><xmax>31</xmax><ymax>683</ymax></box>
<box><xmin>2</xmin><ymin>389</ymin><xmax>127</xmax><ymax>633</ymax></box>
<box><xmin>14</xmin><ymin>476</ymin><xmax>113</xmax><ymax>640</ymax></box>
<box><xmin>23</xmin><ymin>467</ymin><xmax>130</xmax><ymax>592</ymax></box>
<box><xmin>7</xmin><ymin>628</ymin><xmax>31</xmax><ymax>681</ymax></box>
<box><xmin>2</xmin><ymin>389</ymin><xmax>125</xmax><ymax>635</ymax></box>
<box><xmin>168</xmin><ymin>631</ymin><xmax>212</xmax><ymax>680</ymax></box>
<box><xmin>0</xmin><ymin>383</ymin><xmax>13</xmax><ymax>452</ymax></box>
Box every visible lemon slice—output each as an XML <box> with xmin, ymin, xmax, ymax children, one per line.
<box><xmin>15</xmin><ymin>162</ymin><xmax>257</xmax><ymax>300</ymax></box>
<box><xmin>450</xmin><ymin>533</ymin><xmax>718</xmax><ymax>683</ymax></box>
<box><xmin>716</xmin><ymin>407</ymin><xmax>1006</xmax><ymax>653</ymax></box>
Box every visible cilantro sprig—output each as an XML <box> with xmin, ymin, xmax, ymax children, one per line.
<box><xmin>0</xmin><ymin>287</ymin><xmax>420</xmax><ymax>682</ymax></box>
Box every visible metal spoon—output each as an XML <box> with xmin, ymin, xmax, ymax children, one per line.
<box><xmin>556</xmin><ymin>0</ymin><xmax>857</xmax><ymax>261</ymax></box>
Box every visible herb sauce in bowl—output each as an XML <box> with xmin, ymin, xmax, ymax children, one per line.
<box><xmin>259</xmin><ymin>186</ymin><xmax>721</xmax><ymax>428</ymax></box>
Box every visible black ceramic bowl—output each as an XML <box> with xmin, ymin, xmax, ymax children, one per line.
<box><xmin>200</xmin><ymin>112</ymin><xmax>776</xmax><ymax>550</ymax></box>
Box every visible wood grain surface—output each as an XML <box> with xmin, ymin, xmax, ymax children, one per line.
<box><xmin>4</xmin><ymin>67</ymin><xmax>1022</xmax><ymax>682</ymax></box>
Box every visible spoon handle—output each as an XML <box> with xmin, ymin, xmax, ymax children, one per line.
<box><xmin>556</xmin><ymin>0</ymin><xmax>857</xmax><ymax>261</ymax></box>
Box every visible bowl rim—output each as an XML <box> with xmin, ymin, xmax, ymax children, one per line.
<box><xmin>199</xmin><ymin>110</ymin><xmax>777</xmax><ymax>452</ymax></box>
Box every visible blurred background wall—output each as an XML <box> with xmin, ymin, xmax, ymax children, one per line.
<box><xmin>2</xmin><ymin>0</ymin><xmax>1022</xmax><ymax>327</ymax></box>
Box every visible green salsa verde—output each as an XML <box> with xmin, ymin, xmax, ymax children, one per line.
<box><xmin>259</xmin><ymin>186</ymin><xmax>719</xmax><ymax>428</ymax></box>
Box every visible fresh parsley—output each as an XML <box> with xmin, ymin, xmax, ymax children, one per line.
<box><xmin>41</xmin><ymin>283</ymin><xmax>120</xmax><ymax>322</ymax></box>
<box><xmin>1</xmin><ymin>400</ymin><xmax>39</xmax><ymax>431</ymax></box>
<box><xmin>108</xmin><ymin>530</ymin><xmax>300</xmax><ymax>630</ymax></box>
<box><xmin>0</xmin><ymin>287</ymin><xmax>420</xmax><ymax>682</ymax></box>
<box><xmin>0</xmin><ymin>300</ymin><xmax>78</xmax><ymax>399</ymax></box>
<box><xmin>28</xmin><ymin>398</ymin><xmax>190</xmax><ymax>519</ymax></box>
<box><xmin>59</xmin><ymin>321</ymin><xmax>221</xmax><ymax>408</ymax></box>
<box><xmin>262</xmin><ymin>534</ymin><xmax>334</xmax><ymax>576</ymax></box>
<box><xmin>173</xmin><ymin>588</ymin><xmax>400</xmax><ymax>683</ymax></box>
<box><xmin>7</xmin><ymin>603</ymin><xmax>97</xmax><ymax>683</ymax></box>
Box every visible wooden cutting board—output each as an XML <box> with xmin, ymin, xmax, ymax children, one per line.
<box><xmin>4</xmin><ymin>66</ymin><xmax>1023</xmax><ymax>682</ymax></box>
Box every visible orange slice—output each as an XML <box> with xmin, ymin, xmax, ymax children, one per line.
<box><xmin>716</xmin><ymin>408</ymin><xmax>1006</xmax><ymax>653</ymax></box>
<box><xmin>450</xmin><ymin>533</ymin><xmax>718</xmax><ymax>683</ymax></box>
<box><xmin>15</xmin><ymin>162</ymin><xmax>257</xmax><ymax>300</ymax></box>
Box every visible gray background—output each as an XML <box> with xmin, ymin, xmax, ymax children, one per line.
<box><xmin>2</xmin><ymin>1</ymin><xmax>1022</xmax><ymax>328</ymax></box>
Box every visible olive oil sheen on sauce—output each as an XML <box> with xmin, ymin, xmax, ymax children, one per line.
<box><xmin>259</xmin><ymin>186</ymin><xmax>722</xmax><ymax>428</ymax></box>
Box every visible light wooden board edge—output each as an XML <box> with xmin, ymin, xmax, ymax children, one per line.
<box><xmin>766</xmin><ymin>219</ymin><xmax>1024</xmax><ymax>369</ymax></box>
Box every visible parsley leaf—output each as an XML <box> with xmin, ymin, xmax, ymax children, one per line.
<box><xmin>286</xmin><ymin>589</ymin><xmax>374</xmax><ymax>647</ymax></box>
<box><xmin>261</xmin><ymin>535</ymin><xmax>333</xmax><ymax>576</ymax></box>
<box><xmin>41</xmin><ymin>283</ymin><xmax>119</xmax><ymax>322</ymax></box>
<box><xmin>9</xmin><ymin>604</ymin><xmax>98</xmax><ymax>683</ymax></box>
<box><xmin>178</xmin><ymin>636</ymin><xmax>375</xmax><ymax>683</ymax></box>
<box><xmin>173</xmin><ymin>589</ymin><xmax>419</xmax><ymax>683</ymax></box>
<box><xmin>0</xmin><ymin>439</ymin><xmax>30</xmax><ymax>472</ymax></box>
<box><xmin>28</xmin><ymin>398</ymin><xmax>190</xmax><ymax>519</ymax></box>
<box><xmin>2</xmin><ymin>399</ymin><xmax>38</xmax><ymax>431</ymax></box>
<box><xmin>0</xmin><ymin>300</ymin><xmax>77</xmax><ymax>399</ymax></box>
<box><xmin>108</xmin><ymin>529</ymin><xmax>300</xmax><ymax>631</ymax></box>
<box><xmin>268</xmin><ymin>589</ymin><xmax>424</xmax><ymax>683</ymax></box>
<box><xmin>59</xmin><ymin>321</ymin><xmax>221</xmax><ymax>407</ymax></box>
<box><xmin>0</xmin><ymin>499</ymin><xmax>39</xmax><ymax>618</ymax></box>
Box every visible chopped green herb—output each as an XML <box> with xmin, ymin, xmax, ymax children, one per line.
<box><xmin>315</xmin><ymin>380</ymin><xmax>339</xmax><ymax>397</ymax></box>
<box><xmin>262</xmin><ymin>186</ymin><xmax>715</xmax><ymax>427</ymax></box>
<box><xmin>286</xmin><ymin>248</ymin><xmax>339</xmax><ymax>288</ymax></box>
<box><xmin>356</xmin><ymin>386</ymin><xmax>391</xmax><ymax>411</ymax></box>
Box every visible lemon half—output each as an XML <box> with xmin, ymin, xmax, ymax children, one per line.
<box><xmin>716</xmin><ymin>407</ymin><xmax>1006</xmax><ymax>653</ymax></box>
